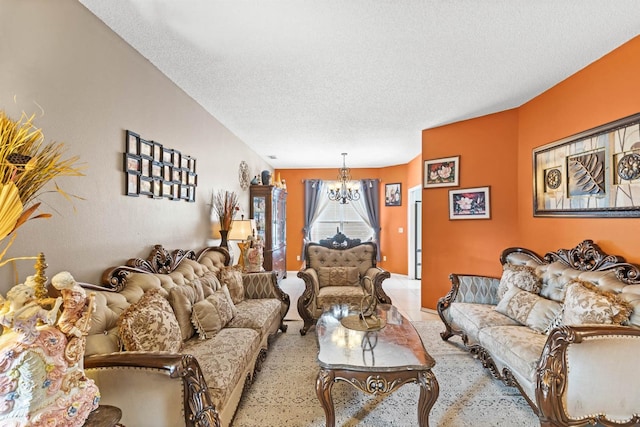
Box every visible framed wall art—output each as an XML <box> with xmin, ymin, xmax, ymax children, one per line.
<box><xmin>449</xmin><ymin>186</ymin><xmax>490</xmax><ymax>220</ymax></box>
<box><xmin>385</xmin><ymin>183</ymin><xmax>402</xmax><ymax>206</ymax></box>
<box><xmin>124</xmin><ymin>130</ymin><xmax>198</xmax><ymax>202</ymax></box>
<box><xmin>533</xmin><ymin>112</ymin><xmax>640</xmax><ymax>217</ymax></box>
<box><xmin>424</xmin><ymin>156</ymin><xmax>459</xmax><ymax>188</ymax></box>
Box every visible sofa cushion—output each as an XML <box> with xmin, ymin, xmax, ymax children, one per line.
<box><xmin>497</xmin><ymin>264</ymin><xmax>541</xmax><ymax>299</ymax></box>
<box><xmin>318</xmin><ymin>266</ymin><xmax>360</xmax><ymax>288</ymax></box>
<box><xmin>495</xmin><ymin>287</ymin><xmax>562</xmax><ymax>333</ymax></box>
<box><xmin>191</xmin><ymin>290</ymin><xmax>235</xmax><ymax>339</ymax></box>
<box><xmin>447</xmin><ymin>302</ymin><xmax>520</xmax><ymax>344</ymax></box>
<box><xmin>218</xmin><ymin>266</ymin><xmax>244</xmax><ymax>304</ymax></box>
<box><xmin>118</xmin><ymin>289</ymin><xmax>182</xmax><ymax>352</ymax></box>
<box><xmin>168</xmin><ymin>280</ymin><xmax>206</xmax><ymax>341</ymax></box>
<box><xmin>317</xmin><ymin>285</ymin><xmax>365</xmax><ymax>310</ymax></box>
<box><xmin>562</xmin><ymin>280</ymin><xmax>633</xmax><ymax>326</ymax></box>
<box><xmin>478</xmin><ymin>325</ymin><xmax>548</xmax><ymax>382</ymax></box>
<box><xmin>182</xmin><ymin>327</ymin><xmax>260</xmax><ymax>409</ymax></box>
<box><xmin>226</xmin><ymin>298</ymin><xmax>281</xmax><ymax>336</ymax></box>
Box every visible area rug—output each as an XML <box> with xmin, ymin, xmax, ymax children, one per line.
<box><xmin>232</xmin><ymin>320</ymin><xmax>538</xmax><ymax>426</ymax></box>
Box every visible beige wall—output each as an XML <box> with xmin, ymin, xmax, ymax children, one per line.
<box><xmin>0</xmin><ymin>0</ymin><xmax>272</xmax><ymax>292</ymax></box>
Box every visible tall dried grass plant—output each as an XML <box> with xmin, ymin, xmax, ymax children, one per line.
<box><xmin>211</xmin><ymin>190</ymin><xmax>239</xmax><ymax>231</ymax></box>
<box><xmin>0</xmin><ymin>111</ymin><xmax>83</xmax><ymax>267</ymax></box>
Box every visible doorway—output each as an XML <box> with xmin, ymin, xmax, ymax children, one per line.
<box><xmin>408</xmin><ymin>185</ymin><xmax>422</xmax><ymax>279</ymax></box>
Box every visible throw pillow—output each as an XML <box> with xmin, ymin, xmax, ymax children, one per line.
<box><xmin>562</xmin><ymin>280</ymin><xmax>633</xmax><ymax>326</ymax></box>
<box><xmin>497</xmin><ymin>263</ymin><xmax>542</xmax><ymax>299</ymax></box>
<box><xmin>495</xmin><ymin>286</ymin><xmax>562</xmax><ymax>333</ymax></box>
<box><xmin>218</xmin><ymin>265</ymin><xmax>244</xmax><ymax>304</ymax></box>
<box><xmin>317</xmin><ymin>266</ymin><xmax>360</xmax><ymax>288</ymax></box>
<box><xmin>119</xmin><ymin>289</ymin><xmax>182</xmax><ymax>352</ymax></box>
<box><xmin>191</xmin><ymin>290</ymin><xmax>235</xmax><ymax>339</ymax></box>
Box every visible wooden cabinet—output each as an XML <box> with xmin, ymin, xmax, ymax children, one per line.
<box><xmin>250</xmin><ymin>185</ymin><xmax>287</xmax><ymax>280</ymax></box>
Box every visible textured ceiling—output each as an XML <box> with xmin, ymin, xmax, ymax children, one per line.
<box><xmin>79</xmin><ymin>1</ymin><xmax>640</xmax><ymax>169</ymax></box>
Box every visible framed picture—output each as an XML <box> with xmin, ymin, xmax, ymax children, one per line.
<box><xmin>449</xmin><ymin>186</ymin><xmax>490</xmax><ymax>220</ymax></box>
<box><xmin>125</xmin><ymin>173</ymin><xmax>139</xmax><ymax>196</ymax></box>
<box><xmin>533</xmin><ymin>112</ymin><xmax>640</xmax><ymax>217</ymax></box>
<box><xmin>152</xmin><ymin>142</ymin><xmax>162</xmax><ymax>161</ymax></box>
<box><xmin>424</xmin><ymin>156</ymin><xmax>460</xmax><ymax>188</ymax></box>
<box><xmin>139</xmin><ymin>177</ymin><xmax>153</xmax><ymax>196</ymax></box>
<box><xmin>123</xmin><ymin>153</ymin><xmax>141</xmax><ymax>173</ymax></box>
<box><xmin>126</xmin><ymin>130</ymin><xmax>140</xmax><ymax>155</ymax></box>
<box><xmin>139</xmin><ymin>139</ymin><xmax>153</xmax><ymax>158</ymax></box>
<box><xmin>385</xmin><ymin>183</ymin><xmax>402</xmax><ymax>206</ymax></box>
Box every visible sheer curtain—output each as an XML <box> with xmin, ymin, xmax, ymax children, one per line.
<box><xmin>302</xmin><ymin>180</ymin><xmax>329</xmax><ymax>260</ymax></box>
<box><xmin>352</xmin><ymin>179</ymin><xmax>381</xmax><ymax>261</ymax></box>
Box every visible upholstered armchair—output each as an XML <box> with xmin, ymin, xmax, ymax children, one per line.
<box><xmin>297</xmin><ymin>240</ymin><xmax>391</xmax><ymax>335</ymax></box>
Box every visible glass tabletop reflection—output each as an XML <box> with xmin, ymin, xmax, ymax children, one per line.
<box><xmin>315</xmin><ymin>304</ymin><xmax>435</xmax><ymax>372</ymax></box>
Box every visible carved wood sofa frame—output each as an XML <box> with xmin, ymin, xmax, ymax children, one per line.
<box><xmin>83</xmin><ymin>245</ymin><xmax>290</xmax><ymax>427</ymax></box>
<box><xmin>437</xmin><ymin>240</ymin><xmax>640</xmax><ymax>427</ymax></box>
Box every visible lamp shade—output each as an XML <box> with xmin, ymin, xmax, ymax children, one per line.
<box><xmin>227</xmin><ymin>219</ymin><xmax>255</xmax><ymax>241</ymax></box>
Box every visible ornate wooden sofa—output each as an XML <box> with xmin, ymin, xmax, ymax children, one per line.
<box><xmin>438</xmin><ymin>240</ymin><xmax>640</xmax><ymax>426</ymax></box>
<box><xmin>82</xmin><ymin>245</ymin><xmax>290</xmax><ymax>427</ymax></box>
<box><xmin>297</xmin><ymin>235</ymin><xmax>391</xmax><ymax>335</ymax></box>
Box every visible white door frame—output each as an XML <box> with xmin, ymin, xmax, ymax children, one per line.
<box><xmin>407</xmin><ymin>185</ymin><xmax>422</xmax><ymax>279</ymax></box>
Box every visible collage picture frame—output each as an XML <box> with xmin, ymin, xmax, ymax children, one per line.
<box><xmin>124</xmin><ymin>130</ymin><xmax>197</xmax><ymax>202</ymax></box>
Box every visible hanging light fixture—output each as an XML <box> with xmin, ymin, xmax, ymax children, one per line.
<box><xmin>328</xmin><ymin>153</ymin><xmax>360</xmax><ymax>204</ymax></box>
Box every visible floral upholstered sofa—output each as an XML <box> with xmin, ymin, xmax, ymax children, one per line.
<box><xmin>81</xmin><ymin>245</ymin><xmax>289</xmax><ymax>427</ymax></box>
<box><xmin>438</xmin><ymin>240</ymin><xmax>640</xmax><ymax>426</ymax></box>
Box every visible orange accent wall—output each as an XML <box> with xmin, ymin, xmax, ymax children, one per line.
<box><xmin>421</xmin><ymin>35</ymin><xmax>640</xmax><ymax>309</ymax></box>
<box><xmin>517</xmin><ymin>35</ymin><xmax>640</xmax><ymax>263</ymax></box>
<box><xmin>277</xmin><ymin>154</ymin><xmax>421</xmax><ymax>275</ymax></box>
<box><xmin>421</xmin><ymin>110</ymin><xmax>520</xmax><ymax>308</ymax></box>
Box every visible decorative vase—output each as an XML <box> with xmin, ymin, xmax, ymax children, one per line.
<box><xmin>219</xmin><ymin>229</ymin><xmax>229</xmax><ymax>248</ymax></box>
<box><xmin>261</xmin><ymin>170</ymin><xmax>272</xmax><ymax>186</ymax></box>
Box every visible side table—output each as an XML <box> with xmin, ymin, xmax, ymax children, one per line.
<box><xmin>83</xmin><ymin>405</ymin><xmax>123</xmax><ymax>427</ymax></box>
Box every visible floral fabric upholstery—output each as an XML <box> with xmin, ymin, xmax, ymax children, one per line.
<box><xmin>317</xmin><ymin>285</ymin><xmax>365</xmax><ymax>310</ymax></box>
<box><xmin>227</xmin><ymin>299</ymin><xmax>281</xmax><ymax>336</ymax></box>
<box><xmin>495</xmin><ymin>287</ymin><xmax>562</xmax><ymax>333</ymax></box>
<box><xmin>479</xmin><ymin>325</ymin><xmax>548</xmax><ymax>382</ymax></box>
<box><xmin>118</xmin><ymin>290</ymin><xmax>182</xmax><ymax>352</ymax></box>
<box><xmin>562</xmin><ymin>280</ymin><xmax>633</xmax><ymax>326</ymax></box>
<box><xmin>182</xmin><ymin>327</ymin><xmax>260</xmax><ymax>408</ymax></box>
<box><xmin>448</xmin><ymin>302</ymin><xmax>519</xmax><ymax>344</ymax></box>
<box><xmin>497</xmin><ymin>264</ymin><xmax>542</xmax><ymax>299</ymax></box>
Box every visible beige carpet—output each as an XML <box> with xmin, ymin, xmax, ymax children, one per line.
<box><xmin>232</xmin><ymin>320</ymin><xmax>538</xmax><ymax>426</ymax></box>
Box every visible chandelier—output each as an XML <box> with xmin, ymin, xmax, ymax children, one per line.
<box><xmin>328</xmin><ymin>153</ymin><xmax>360</xmax><ymax>204</ymax></box>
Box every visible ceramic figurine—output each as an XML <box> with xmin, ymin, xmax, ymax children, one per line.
<box><xmin>0</xmin><ymin>271</ymin><xmax>100</xmax><ymax>427</ymax></box>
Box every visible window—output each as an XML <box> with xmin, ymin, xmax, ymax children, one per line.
<box><xmin>310</xmin><ymin>181</ymin><xmax>373</xmax><ymax>242</ymax></box>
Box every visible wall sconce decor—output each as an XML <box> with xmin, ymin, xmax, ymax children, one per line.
<box><xmin>124</xmin><ymin>130</ymin><xmax>197</xmax><ymax>202</ymax></box>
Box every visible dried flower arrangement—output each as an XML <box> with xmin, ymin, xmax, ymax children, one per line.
<box><xmin>0</xmin><ymin>110</ymin><xmax>83</xmax><ymax>268</ymax></box>
<box><xmin>211</xmin><ymin>190</ymin><xmax>239</xmax><ymax>231</ymax></box>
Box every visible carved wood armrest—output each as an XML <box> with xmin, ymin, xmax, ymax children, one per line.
<box><xmin>84</xmin><ymin>352</ymin><xmax>220</xmax><ymax>427</ymax></box>
<box><xmin>536</xmin><ymin>325</ymin><xmax>640</xmax><ymax>427</ymax></box>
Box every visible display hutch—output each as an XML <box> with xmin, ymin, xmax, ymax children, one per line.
<box><xmin>249</xmin><ymin>185</ymin><xmax>287</xmax><ymax>280</ymax></box>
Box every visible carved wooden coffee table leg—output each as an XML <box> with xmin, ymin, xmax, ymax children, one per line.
<box><xmin>417</xmin><ymin>370</ymin><xmax>439</xmax><ymax>427</ymax></box>
<box><xmin>316</xmin><ymin>368</ymin><xmax>336</xmax><ymax>427</ymax></box>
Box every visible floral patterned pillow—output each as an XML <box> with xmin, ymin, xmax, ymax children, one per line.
<box><xmin>218</xmin><ymin>265</ymin><xmax>244</xmax><ymax>304</ymax></box>
<box><xmin>317</xmin><ymin>266</ymin><xmax>360</xmax><ymax>288</ymax></box>
<box><xmin>497</xmin><ymin>263</ymin><xmax>542</xmax><ymax>299</ymax></box>
<box><xmin>562</xmin><ymin>280</ymin><xmax>633</xmax><ymax>326</ymax></box>
<box><xmin>118</xmin><ymin>289</ymin><xmax>182</xmax><ymax>352</ymax></box>
<box><xmin>495</xmin><ymin>286</ymin><xmax>562</xmax><ymax>333</ymax></box>
<box><xmin>191</xmin><ymin>290</ymin><xmax>234</xmax><ymax>339</ymax></box>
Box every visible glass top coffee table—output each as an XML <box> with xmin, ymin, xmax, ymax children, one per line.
<box><xmin>315</xmin><ymin>304</ymin><xmax>439</xmax><ymax>427</ymax></box>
